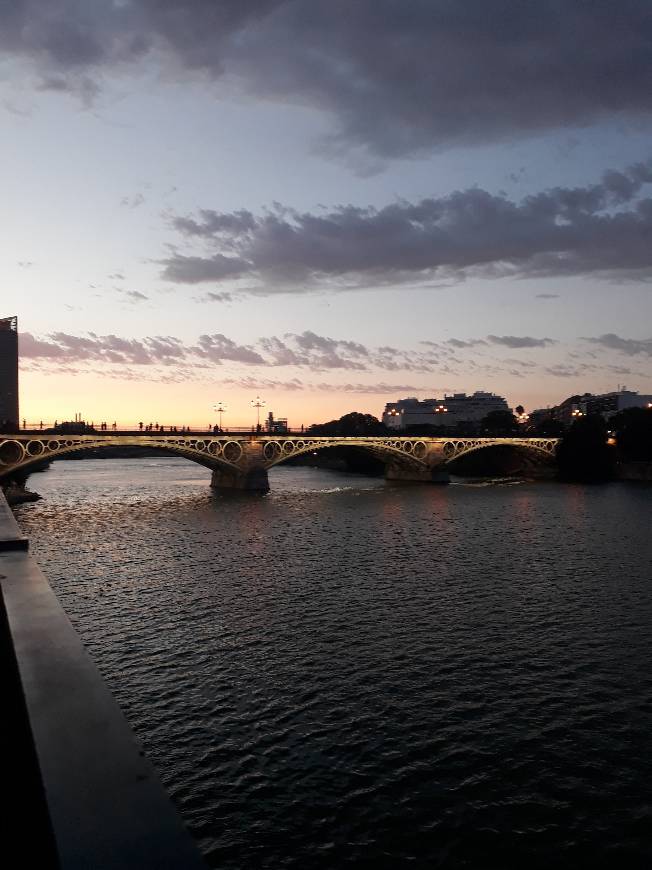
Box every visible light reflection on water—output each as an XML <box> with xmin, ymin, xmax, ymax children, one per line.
<box><xmin>15</xmin><ymin>458</ymin><xmax>652</xmax><ymax>869</ymax></box>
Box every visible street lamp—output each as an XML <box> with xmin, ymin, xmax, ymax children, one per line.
<box><xmin>251</xmin><ymin>395</ymin><xmax>266</xmax><ymax>429</ymax></box>
<box><xmin>213</xmin><ymin>402</ymin><xmax>226</xmax><ymax>431</ymax></box>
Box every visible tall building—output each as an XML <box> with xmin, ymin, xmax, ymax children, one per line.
<box><xmin>382</xmin><ymin>391</ymin><xmax>510</xmax><ymax>430</ymax></box>
<box><xmin>0</xmin><ymin>316</ymin><xmax>19</xmax><ymax>430</ymax></box>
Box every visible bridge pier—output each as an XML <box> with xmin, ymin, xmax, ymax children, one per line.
<box><xmin>210</xmin><ymin>465</ymin><xmax>270</xmax><ymax>492</ymax></box>
<box><xmin>385</xmin><ymin>462</ymin><xmax>450</xmax><ymax>484</ymax></box>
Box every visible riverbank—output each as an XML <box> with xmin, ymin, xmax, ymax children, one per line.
<box><xmin>618</xmin><ymin>461</ymin><xmax>652</xmax><ymax>481</ymax></box>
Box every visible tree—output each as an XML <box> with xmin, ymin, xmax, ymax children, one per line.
<box><xmin>557</xmin><ymin>415</ymin><xmax>615</xmax><ymax>481</ymax></box>
<box><xmin>515</xmin><ymin>405</ymin><xmax>525</xmax><ymax>417</ymax></box>
<box><xmin>611</xmin><ymin>407</ymin><xmax>652</xmax><ymax>461</ymax></box>
<box><xmin>480</xmin><ymin>409</ymin><xmax>519</xmax><ymax>435</ymax></box>
<box><xmin>307</xmin><ymin>412</ymin><xmax>387</xmax><ymax>437</ymax></box>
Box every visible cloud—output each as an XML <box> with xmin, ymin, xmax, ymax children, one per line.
<box><xmin>584</xmin><ymin>333</ymin><xmax>652</xmax><ymax>357</ymax></box>
<box><xmin>120</xmin><ymin>192</ymin><xmax>145</xmax><ymax>209</ymax></box>
<box><xmin>315</xmin><ymin>382</ymin><xmax>437</xmax><ymax>395</ymax></box>
<box><xmin>20</xmin><ymin>331</ymin><xmax>186</xmax><ymax>365</ymax></box>
<box><xmin>36</xmin><ymin>74</ymin><xmax>99</xmax><ymax>107</ymax></box>
<box><xmin>488</xmin><ymin>336</ymin><xmax>556</xmax><ymax>349</ymax></box>
<box><xmin>545</xmin><ymin>364</ymin><xmax>586</xmax><ymax>378</ymax></box>
<box><xmin>3</xmin><ymin>3</ymin><xmax>652</xmax><ymax>157</ymax></box>
<box><xmin>221</xmin><ymin>377</ymin><xmax>437</xmax><ymax>395</ymax></box>
<box><xmin>195</xmin><ymin>291</ymin><xmax>235</xmax><ymax>303</ymax></box>
<box><xmin>162</xmin><ymin>160</ymin><xmax>652</xmax><ymax>291</ymax></box>
<box><xmin>536</xmin><ymin>293</ymin><xmax>559</xmax><ymax>299</ymax></box>
<box><xmin>194</xmin><ymin>334</ymin><xmax>266</xmax><ymax>365</ymax></box>
<box><xmin>446</xmin><ymin>338</ymin><xmax>488</xmax><ymax>349</ymax></box>
<box><xmin>160</xmin><ymin>253</ymin><xmax>249</xmax><ymax>283</ymax></box>
<box><xmin>18</xmin><ymin>327</ymin><xmax>437</xmax><ymax>374</ymax></box>
<box><xmin>117</xmin><ymin>289</ymin><xmax>148</xmax><ymax>303</ymax></box>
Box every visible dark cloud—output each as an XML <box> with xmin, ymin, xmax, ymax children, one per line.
<box><xmin>446</xmin><ymin>338</ymin><xmax>488</xmax><ymax>349</ymax></box>
<box><xmin>3</xmin><ymin>2</ymin><xmax>652</xmax><ymax>157</ymax></box>
<box><xmin>18</xmin><ymin>328</ymin><xmax>436</xmax><ymax>373</ymax></box>
<box><xmin>20</xmin><ymin>331</ymin><xmax>185</xmax><ymax>365</ymax></box>
<box><xmin>160</xmin><ymin>253</ymin><xmax>249</xmax><ymax>283</ymax></box>
<box><xmin>585</xmin><ymin>333</ymin><xmax>652</xmax><ymax>357</ymax></box>
<box><xmin>488</xmin><ymin>335</ymin><xmax>556</xmax><ymax>349</ymax></box>
<box><xmin>545</xmin><ymin>364</ymin><xmax>586</xmax><ymax>378</ymax></box>
<box><xmin>163</xmin><ymin>160</ymin><xmax>652</xmax><ymax>290</ymax></box>
<box><xmin>36</xmin><ymin>73</ymin><xmax>99</xmax><ymax>106</ymax></box>
<box><xmin>194</xmin><ymin>334</ymin><xmax>266</xmax><ymax>365</ymax></box>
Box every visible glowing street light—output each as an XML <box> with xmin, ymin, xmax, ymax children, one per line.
<box><xmin>434</xmin><ymin>404</ymin><xmax>448</xmax><ymax>413</ymax></box>
<box><xmin>251</xmin><ymin>395</ymin><xmax>266</xmax><ymax>429</ymax></box>
<box><xmin>213</xmin><ymin>402</ymin><xmax>226</xmax><ymax>430</ymax></box>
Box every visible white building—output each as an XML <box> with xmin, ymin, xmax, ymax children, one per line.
<box><xmin>584</xmin><ymin>389</ymin><xmax>652</xmax><ymax>418</ymax></box>
<box><xmin>382</xmin><ymin>392</ymin><xmax>510</xmax><ymax>430</ymax></box>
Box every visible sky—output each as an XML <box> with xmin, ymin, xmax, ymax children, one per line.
<box><xmin>1</xmin><ymin>0</ymin><xmax>651</xmax><ymax>428</ymax></box>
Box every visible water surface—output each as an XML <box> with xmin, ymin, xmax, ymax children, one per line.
<box><xmin>16</xmin><ymin>459</ymin><xmax>652</xmax><ymax>868</ymax></box>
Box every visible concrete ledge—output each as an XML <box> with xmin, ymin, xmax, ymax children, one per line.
<box><xmin>0</xmin><ymin>492</ymin><xmax>29</xmax><ymax>550</ymax></box>
<box><xmin>0</xmin><ymin>495</ymin><xmax>206</xmax><ymax>869</ymax></box>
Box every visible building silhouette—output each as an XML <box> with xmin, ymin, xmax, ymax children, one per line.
<box><xmin>383</xmin><ymin>391</ymin><xmax>509</xmax><ymax>430</ymax></box>
<box><xmin>0</xmin><ymin>316</ymin><xmax>19</xmax><ymax>430</ymax></box>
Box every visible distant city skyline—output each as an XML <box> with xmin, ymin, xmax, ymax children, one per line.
<box><xmin>2</xmin><ymin>2</ymin><xmax>651</xmax><ymax>425</ymax></box>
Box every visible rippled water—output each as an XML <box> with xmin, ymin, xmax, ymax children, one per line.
<box><xmin>14</xmin><ymin>459</ymin><xmax>652</xmax><ymax>868</ymax></box>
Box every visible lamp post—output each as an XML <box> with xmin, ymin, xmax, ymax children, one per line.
<box><xmin>251</xmin><ymin>395</ymin><xmax>265</xmax><ymax>430</ymax></box>
<box><xmin>213</xmin><ymin>402</ymin><xmax>226</xmax><ymax>431</ymax></box>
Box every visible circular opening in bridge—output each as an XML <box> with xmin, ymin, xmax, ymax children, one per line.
<box><xmin>392</xmin><ymin>440</ymin><xmax>403</xmax><ymax>450</ymax></box>
<box><xmin>47</xmin><ymin>440</ymin><xmax>61</xmax><ymax>451</ymax></box>
<box><xmin>295</xmin><ymin>440</ymin><xmax>305</xmax><ymax>450</ymax></box>
<box><xmin>0</xmin><ymin>440</ymin><xmax>25</xmax><ymax>465</ymax></box>
<box><xmin>65</xmin><ymin>440</ymin><xmax>75</xmax><ymax>447</ymax></box>
<box><xmin>26</xmin><ymin>440</ymin><xmax>44</xmax><ymax>457</ymax></box>
<box><xmin>223</xmin><ymin>441</ymin><xmax>243</xmax><ymax>463</ymax></box>
<box><xmin>208</xmin><ymin>441</ymin><xmax>222</xmax><ymax>456</ymax></box>
<box><xmin>263</xmin><ymin>441</ymin><xmax>282</xmax><ymax>460</ymax></box>
<box><xmin>443</xmin><ymin>441</ymin><xmax>456</xmax><ymax>458</ymax></box>
<box><xmin>195</xmin><ymin>440</ymin><xmax>206</xmax><ymax>451</ymax></box>
<box><xmin>283</xmin><ymin>441</ymin><xmax>295</xmax><ymax>453</ymax></box>
<box><xmin>413</xmin><ymin>441</ymin><xmax>427</xmax><ymax>459</ymax></box>
<box><xmin>402</xmin><ymin>441</ymin><xmax>414</xmax><ymax>453</ymax></box>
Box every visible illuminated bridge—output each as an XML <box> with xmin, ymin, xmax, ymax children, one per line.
<box><xmin>0</xmin><ymin>433</ymin><xmax>559</xmax><ymax>491</ymax></box>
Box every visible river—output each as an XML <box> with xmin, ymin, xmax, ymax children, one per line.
<box><xmin>14</xmin><ymin>459</ymin><xmax>652</xmax><ymax>868</ymax></box>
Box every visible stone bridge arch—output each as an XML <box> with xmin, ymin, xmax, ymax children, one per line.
<box><xmin>0</xmin><ymin>435</ymin><xmax>247</xmax><ymax>483</ymax></box>
<box><xmin>261</xmin><ymin>436</ymin><xmax>430</xmax><ymax>469</ymax></box>
<box><xmin>438</xmin><ymin>437</ymin><xmax>558</xmax><ymax>469</ymax></box>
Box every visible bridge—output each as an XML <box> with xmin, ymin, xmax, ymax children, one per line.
<box><xmin>0</xmin><ymin>433</ymin><xmax>559</xmax><ymax>490</ymax></box>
